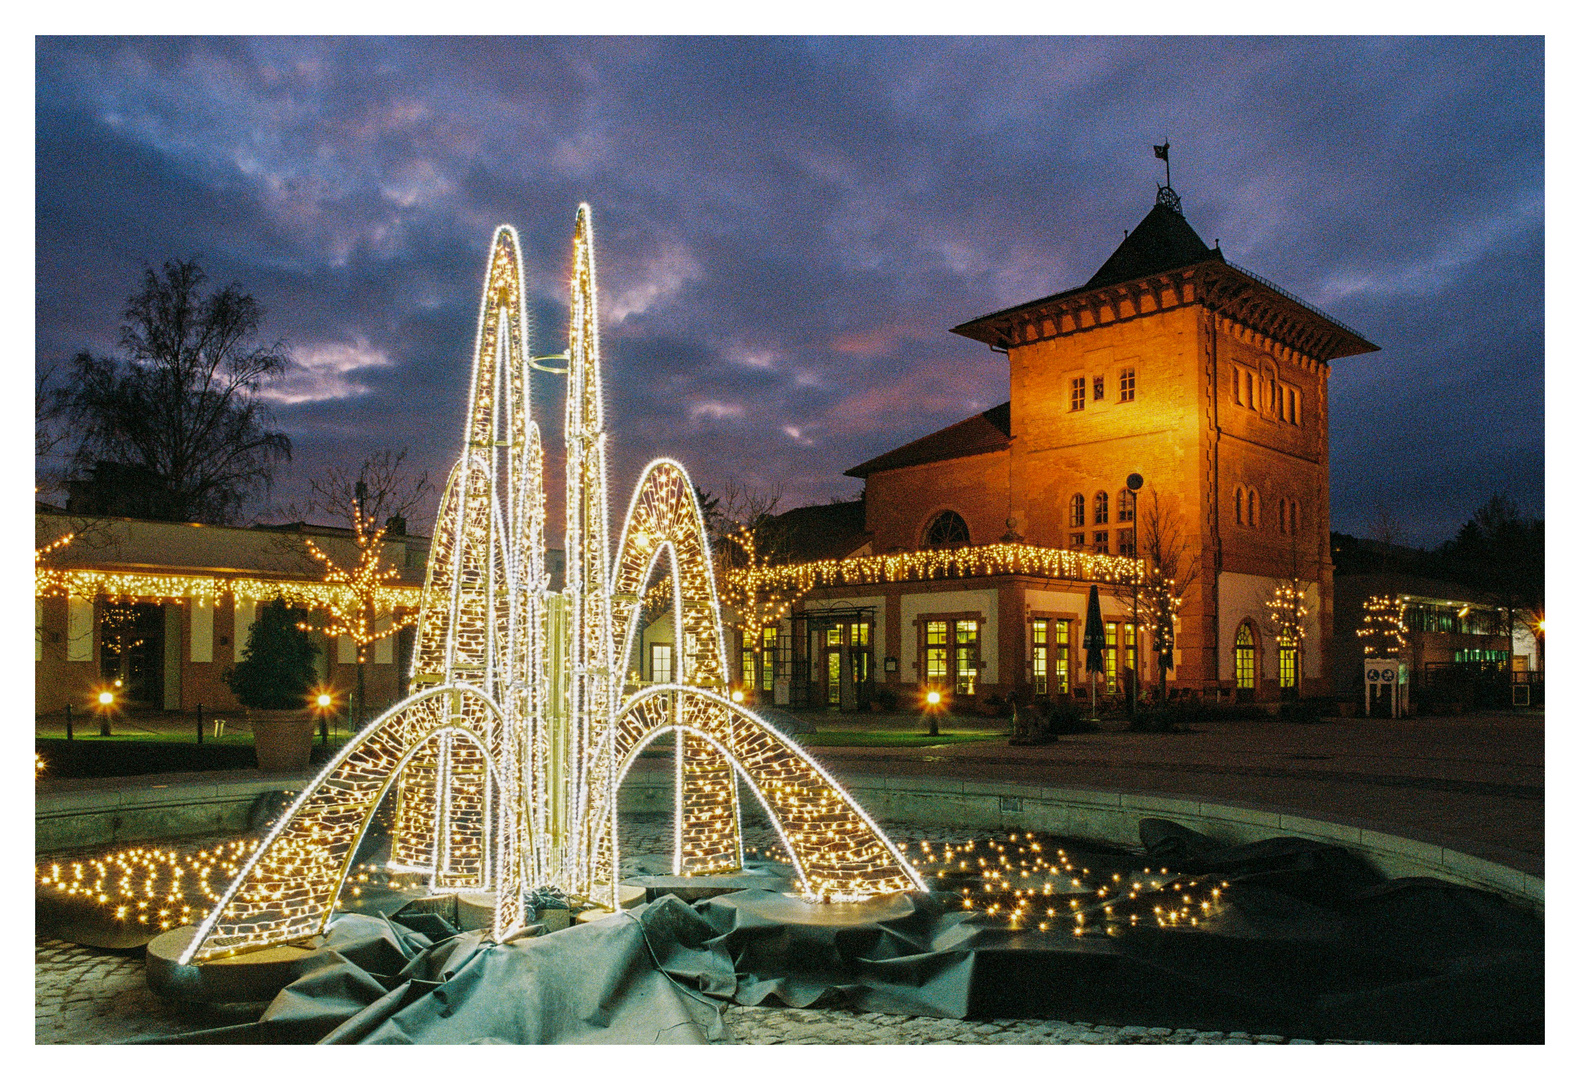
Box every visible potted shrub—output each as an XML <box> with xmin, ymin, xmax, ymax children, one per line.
<box><xmin>224</xmin><ymin>600</ymin><xmax>320</xmax><ymax>771</ymax></box>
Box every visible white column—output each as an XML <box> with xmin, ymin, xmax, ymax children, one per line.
<box><xmin>374</xmin><ymin>611</ymin><xmax>393</xmax><ymax>663</ymax></box>
<box><xmin>190</xmin><ymin>599</ymin><xmax>213</xmax><ymax>663</ymax></box>
<box><xmin>67</xmin><ymin>597</ymin><xmax>93</xmax><ymax>662</ymax></box>
<box><xmin>234</xmin><ymin>599</ymin><xmax>257</xmax><ymax>662</ymax></box>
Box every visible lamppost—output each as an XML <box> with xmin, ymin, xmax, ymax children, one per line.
<box><xmin>310</xmin><ymin>686</ymin><xmax>338</xmax><ymax>746</ymax></box>
<box><xmin>93</xmin><ymin>688</ymin><xmax>116</xmax><ymax>737</ymax></box>
<box><xmin>1126</xmin><ymin>473</ymin><xmax>1143</xmax><ymax>716</ymax></box>
<box><xmin>924</xmin><ymin>688</ymin><xmax>942</xmax><ymax>737</ymax></box>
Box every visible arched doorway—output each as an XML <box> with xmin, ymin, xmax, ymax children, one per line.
<box><xmin>1234</xmin><ymin>622</ymin><xmax>1258</xmax><ymax>701</ymax></box>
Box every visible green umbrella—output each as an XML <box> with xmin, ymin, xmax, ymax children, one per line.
<box><xmin>1083</xmin><ymin>585</ymin><xmax>1104</xmax><ymax>717</ymax></box>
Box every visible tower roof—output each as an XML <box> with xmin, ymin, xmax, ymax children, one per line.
<box><xmin>1082</xmin><ymin>197</ymin><xmax>1222</xmax><ymax>289</ymax></box>
<box><xmin>950</xmin><ymin>190</ymin><xmax>1378</xmax><ymax>362</ymax></box>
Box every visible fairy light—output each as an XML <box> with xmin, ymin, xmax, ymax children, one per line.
<box><xmin>33</xmin><ymin>567</ymin><xmax>419</xmax><ymax>610</ymax></box>
<box><xmin>180</xmin><ymin>207</ymin><xmax>919</xmax><ymax>964</ymax></box>
<box><xmin>733</xmin><ymin>542</ymin><xmax>1141</xmax><ymax>595</ymax></box>
<box><xmin>296</xmin><ymin>506</ymin><xmax>418</xmax><ymax>660</ymax></box>
<box><xmin>1266</xmin><ymin>582</ymin><xmax>1310</xmax><ymax>648</ymax></box>
<box><xmin>1358</xmin><ymin>594</ymin><xmax>1409</xmax><ymax>658</ymax></box>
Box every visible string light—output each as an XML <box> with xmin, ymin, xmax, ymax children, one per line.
<box><xmin>180</xmin><ymin>207</ymin><xmax>919</xmax><ymax>964</ymax></box>
<box><xmin>1358</xmin><ymin>594</ymin><xmax>1409</xmax><ymax>657</ymax></box>
<box><xmin>735</xmin><ymin>542</ymin><xmax>1141</xmax><ymax>594</ymax></box>
<box><xmin>296</xmin><ymin>507</ymin><xmax>418</xmax><ymax>660</ymax></box>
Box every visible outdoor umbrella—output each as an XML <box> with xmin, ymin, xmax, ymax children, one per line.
<box><xmin>1082</xmin><ymin>584</ymin><xmax>1105</xmax><ymax>718</ymax></box>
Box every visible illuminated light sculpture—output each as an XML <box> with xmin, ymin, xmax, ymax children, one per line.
<box><xmin>179</xmin><ymin>206</ymin><xmax>923</xmax><ymax>964</ymax></box>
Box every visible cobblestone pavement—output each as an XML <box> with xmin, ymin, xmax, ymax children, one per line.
<box><xmin>36</xmin><ymin>816</ymin><xmax>1371</xmax><ymax>1044</ymax></box>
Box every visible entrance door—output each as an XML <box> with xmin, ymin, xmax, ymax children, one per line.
<box><xmin>98</xmin><ymin>601</ymin><xmax>165</xmax><ymax>707</ymax></box>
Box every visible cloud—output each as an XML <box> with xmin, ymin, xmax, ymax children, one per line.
<box><xmin>262</xmin><ymin>337</ymin><xmax>396</xmax><ymax>405</ymax></box>
<box><xmin>32</xmin><ymin>36</ymin><xmax>1544</xmax><ymax>541</ymax></box>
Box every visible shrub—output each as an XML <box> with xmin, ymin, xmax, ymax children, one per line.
<box><xmin>224</xmin><ymin>600</ymin><xmax>319</xmax><ymax>710</ymax></box>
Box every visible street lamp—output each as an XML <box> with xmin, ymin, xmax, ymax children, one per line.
<box><xmin>924</xmin><ymin>689</ymin><xmax>942</xmax><ymax>737</ymax></box>
<box><xmin>93</xmin><ymin>688</ymin><xmax>116</xmax><ymax>737</ymax></box>
<box><xmin>309</xmin><ymin>686</ymin><xmax>338</xmax><ymax>745</ymax></box>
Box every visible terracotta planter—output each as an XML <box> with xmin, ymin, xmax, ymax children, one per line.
<box><xmin>248</xmin><ymin>710</ymin><xmax>317</xmax><ymax>772</ymax></box>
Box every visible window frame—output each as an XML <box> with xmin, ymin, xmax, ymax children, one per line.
<box><xmin>650</xmin><ymin>641</ymin><xmax>674</xmax><ymax>684</ymax></box>
<box><xmin>1070</xmin><ymin>377</ymin><xmax>1086</xmax><ymax>412</ymax></box>
<box><xmin>1119</xmin><ymin>366</ymin><xmax>1135</xmax><ymax>402</ymax></box>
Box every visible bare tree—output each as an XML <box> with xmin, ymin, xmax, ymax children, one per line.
<box><xmin>1263</xmin><ymin>528</ymin><xmax>1319</xmax><ymax>698</ymax></box>
<box><xmin>298</xmin><ymin>448</ymin><xmax>432</xmax><ymax>726</ymax></box>
<box><xmin>709</xmin><ymin>481</ymin><xmax>806</xmax><ymax>700</ymax></box>
<box><xmin>1136</xmin><ymin>491</ymin><xmax>1200</xmax><ymax>701</ymax></box>
<box><xmin>59</xmin><ymin>258</ymin><xmax>293</xmax><ymax>524</ymax></box>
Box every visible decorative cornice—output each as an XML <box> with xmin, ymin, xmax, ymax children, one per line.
<box><xmin>953</xmin><ymin>260</ymin><xmax>1378</xmax><ymax>364</ymax></box>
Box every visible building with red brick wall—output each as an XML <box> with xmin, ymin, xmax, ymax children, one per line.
<box><xmin>748</xmin><ymin>186</ymin><xmax>1376</xmax><ymax>709</ymax></box>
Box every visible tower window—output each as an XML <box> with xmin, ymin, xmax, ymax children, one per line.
<box><xmin>1071</xmin><ymin>378</ymin><xmax>1086</xmax><ymax>411</ymax></box>
<box><xmin>1119</xmin><ymin>367</ymin><xmax>1135</xmax><ymax>402</ymax></box>
<box><xmin>1093</xmin><ymin>491</ymin><xmax>1109</xmax><ymax>525</ymax></box>
<box><xmin>1093</xmin><ymin>376</ymin><xmax>1105</xmax><ymax>402</ymax></box>
<box><xmin>1069</xmin><ymin>493</ymin><xmax>1085</xmax><ymax>528</ymax></box>
<box><xmin>924</xmin><ymin>510</ymin><xmax>970</xmax><ymax>548</ymax></box>
<box><xmin>1235</xmin><ymin>486</ymin><xmax>1245</xmax><ymax>526</ymax></box>
<box><xmin>1247</xmin><ymin>488</ymin><xmax>1260</xmax><ymax>527</ymax></box>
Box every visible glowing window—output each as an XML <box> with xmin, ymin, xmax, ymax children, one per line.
<box><xmin>1279</xmin><ymin>642</ymin><xmax>1298</xmax><ymax>688</ymax></box>
<box><xmin>1055</xmin><ymin>619</ymin><xmax>1071</xmax><ymax>694</ymax></box>
<box><xmin>1235</xmin><ymin>624</ymin><xmax>1256</xmax><ymax>690</ymax></box>
<box><xmin>1032</xmin><ymin>618</ymin><xmax>1048</xmax><ymax>696</ymax></box>
<box><xmin>925</xmin><ymin>620</ymin><xmax>948</xmax><ymax>682</ymax></box>
<box><xmin>954</xmin><ymin>619</ymin><xmax>979</xmax><ymax>696</ymax></box>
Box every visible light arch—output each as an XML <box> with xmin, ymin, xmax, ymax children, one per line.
<box><xmin>588</xmin><ymin>685</ymin><xmax>926</xmax><ymax>900</ymax></box>
<box><xmin>182</xmin><ymin>683</ymin><xmax>517</xmax><ymax>962</ymax></box>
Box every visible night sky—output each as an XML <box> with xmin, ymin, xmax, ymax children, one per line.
<box><xmin>34</xmin><ymin>36</ymin><xmax>1544</xmax><ymax>547</ymax></box>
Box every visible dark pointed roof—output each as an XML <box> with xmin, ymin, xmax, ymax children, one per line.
<box><xmin>1083</xmin><ymin>198</ymin><xmax>1222</xmax><ymax>289</ymax></box>
<box><xmin>951</xmin><ymin>190</ymin><xmax>1377</xmax><ymax>362</ymax></box>
<box><xmin>845</xmin><ymin>401</ymin><xmax>1009</xmax><ymax>479</ymax></box>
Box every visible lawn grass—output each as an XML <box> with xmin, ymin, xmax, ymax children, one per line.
<box><xmin>793</xmin><ymin>730</ymin><xmax>1006</xmax><ymax>748</ymax></box>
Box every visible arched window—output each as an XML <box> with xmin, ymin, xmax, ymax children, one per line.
<box><xmin>1117</xmin><ymin>488</ymin><xmax>1135</xmax><ymax>523</ymax></box>
<box><xmin>1235</xmin><ymin>623</ymin><xmax>1257</xmax><ymax>691</ymax></box>
<box><xmin>1069</xmin><ymin>493</ymin><xmax>1085</xmax><ymax>528</ymax></box>
<box><xmin>1247</xmin><ymin>488</ymin><xmax>1260</xmax><ymax>527</ymax></box>
<box><xmin>1093</xmin><ymin>491</ymin><xmax>1109</xmax><ymax>525</ymax></box>
<box><xmin>1290</xmin><ymin>499</ymin><xmax>1300</xmax><ymax>532</ymax></box>
<box><xmin>924</xmin><ymin>510</ymin><xmax>970</xmax><ymax>548</ymax></box>
<box><xmin>1234</xmin><ymin>486</ymin><xmax>1245</xmax><ymax>526</ymax></box>
<box><xmin>1278</xmin><ymin>497</ymin><xmax>1288</xmax><ymax>534</ymax></box>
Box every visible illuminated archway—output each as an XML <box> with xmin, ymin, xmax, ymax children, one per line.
<box><xmin>182</xmin><ymin>684</ymin><xmax>515</xmax><ymax>961</ymax></box>
<box><xmin>589</xmin><ymin>686</ymin><xmax>925</xmax><ymax>899</ymax></box>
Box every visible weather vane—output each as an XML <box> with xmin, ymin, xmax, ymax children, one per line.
<box><xmin>1153</xmin><ymin>141</ymin><xmax>1180</xmax><ymax>212</ymax></box>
